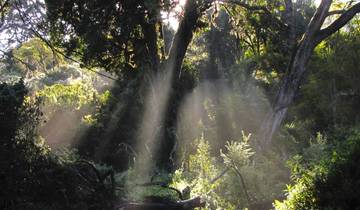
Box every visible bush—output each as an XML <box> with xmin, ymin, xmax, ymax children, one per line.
<box><xmin>275</xmin><ymin>128</ymin><xmax>360</xmax><ymax>210</ymax></box>
<box><xmin>0</xmin><ymin>80</ymin><xmax>49</xmax><ymax>208</ymax></box>
<box><xmin>171</xmin><ymin>132</ymin><xmax>287</xmax><ymax>209</ymax></box>
<box><xmin>0</xmin><ymin>81</ymin><xmax>116</xmax><ymax>209</ymax></box>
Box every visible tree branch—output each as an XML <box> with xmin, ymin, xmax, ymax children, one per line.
<box><xmin>0</xmin><ymin>49</ymin><xmax>34</xmax><ymax>70</ymax></box>
<box><xmin>136</xmin><ymin>181</ymin><xmax>184</xmax><ymax>200</ymax></box>
<box><xmin>305</xmin><ymin>0</ymin><xmax>332</xmax><ymax>38</ymax></box>
<box><xmin>233</xmin><ymin>166</ymin><xmax>252</xmax><ymax>204</ymax></box>
<box><xmin>316</xmin><ymin>2</ymin><xmax>360</xmax><ymax>42</ymax></box>
<box><xmin>327</xmin><ymin>9</ymin><xmax>345</xmax><ymax>16</ymax></box>
<box><xmin>223</xmin><ymin>0</ymin><xmax>287</xmax><ymax>30</ymax></box>
<box><xmin>117</xmin><ymin>197</ymin><xmax>205</xmax><ymax>210</ymax></box>
<box><xmin>226</xmin><ymin>0</ymin><xmax>269</xmax><ymax>11</ymax></box>
<box><xmin>166</xmin><ymin>0</ymin><xmax>205</xmax><ymax>81</ymax></box>
<box><xmin>0</xmin><ymin>0</ymin><xmax>10</xmax><ymax>14</ymax></box>
<box><xmin>12</xmin><ymin>0</ymin><xmax>118</xmax><ymax>81</ymax></box>
<box><xmin>210</xmin><ymin>167</ymin><xmax>230</xmax><ymax>184</ymax></box>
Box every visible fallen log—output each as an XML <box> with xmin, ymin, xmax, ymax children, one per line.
<box><xmin>116</xmin><ymin>196</ymin><xmax>205</xmax><ymax>210</ymax></box>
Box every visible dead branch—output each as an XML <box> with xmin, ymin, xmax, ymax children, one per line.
<box><xmin>116</xmin><ymin>196</ymin><xmax>205</xmax><ymax>210</ymax></box>
<box><xmin>136</xmin><ymin>181</ymin><xmax>184</xmax><ymax>200</ymax></box>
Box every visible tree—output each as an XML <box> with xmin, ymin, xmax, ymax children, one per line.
<box><xmin>42</xmin><ymin>0</ymin><xmax>360</xmax><ymax>161</ymax></box>
<box><xmin>10</xmin><ymin>38</ymin><xmax>62</xmax><ymax>75</ymax></box>
<box><xmin>45</xmin><ymin>0</ymin><xmax>211</xmax><ymax>78</ymax></box>
<box><xmin>257</xmin><ymin>0</ymin><xmax>360</xmax><ymax>146</ymax></box>
<box><xmin>0</xmin><ymin>0</ymin><xmax>46</xmax><ymax>53</ymax></box>
<box><xmin>45</xmin><ymin>0</ymin><xmax>213</xmax><ymax>168</ymax></box>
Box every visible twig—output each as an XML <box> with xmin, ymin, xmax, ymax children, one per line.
<box><xmin>0</xmin><ymin>48</ymin><xmax>34</xmax><ymax>70</ymax></box>
<box><xmin>233</xmin><ymin>165</ymin><xmax>251</xmax><ymax>204</ymax></box>
<box><xmin>210</xmin><ymin>167</ymin><xmax>230</xmax><ymax>184</ymax></box>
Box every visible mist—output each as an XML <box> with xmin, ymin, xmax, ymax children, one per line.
<box><xmin>175</xmin><ymin>77</ymin><xmax>269</xmax><ymax>163</ymax></box>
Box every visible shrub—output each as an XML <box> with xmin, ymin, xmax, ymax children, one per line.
<box><xmin>275</xmin><ymin>128</ymin><xmax>360</xmax><ymax>210</ymax></box>
<box><xmin>0</xmin><ymin>81</ymin><xmax>116</xmax><ymax>209</ymax></box>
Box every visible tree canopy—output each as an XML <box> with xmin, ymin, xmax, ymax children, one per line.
<box><xmin>1</xmin><ymin>0</ymin><xmax>360</xmax><ymax>209</ymax></box>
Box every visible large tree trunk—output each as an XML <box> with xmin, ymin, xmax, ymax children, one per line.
<box><xmin>258</xmin><ymin>42</ymin><xmax>315</xmax><ymax>146</ymax></box>
<box><xmin>258</xmin><ymin>0</ymin><xmax>331</xmax><ymax>146</ymax></box>
<box><xmin>165</xmin><ymin>0</ymin><xmax>206</xmax><ymax>80</ymax></box>
<box><xmin>258</xmin><ymin>0</ymin><xmax>360</xmax><ymax>146</ymax></box>
<box><xmin>160</xmin><ymin>0</ymin><xmax>205</xmax><ymax>169</ymax></box>
<box><xmin>140</xmin><ymin>0</ymin><xmax>211</xmax><ymax>169</ymax></box>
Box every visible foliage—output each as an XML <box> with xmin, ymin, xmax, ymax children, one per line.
<box><xmin>46</xmin><ymin>0</ymin><xmax>169</xmax><ymax>74</ymax></box>
<box><xmin>0</xmin><ymin>38</ymin><xmax>60</xmax><ymax>84</ymax></box>
<box><xmin>172</xmin><ymin>135</ymin><xmax>234</xmax><ymax>209</ymax></box>
<box><xmin>0</xmin><ymin>80</ymin><xmax>47</xmax><ymax>207</ymax></box>
<box><xmin>221</xmin><ymin>132</ymin><xmax>254</xmax><ymax>168</ymax></box>
<box><xmin>37</xmin><ymin>82</ymin><xmax>97</xmax><ymax>110</ymax></box>
<box><xmin>0</xmin><ymin>81</ymin><xmax>116</xmax><ymax>209</ymax></box>
<box><xmin>287</xmin><ymin>19</ymin><xmax>360</xmax><ymax>138</ymax></box>
<box><xmin>36</xmin><ymin>80</ymin><xmax>112</xmax><ymax>129</ymax></box>
<box><xmin>1</xmin><ymin>1</ymin><xmax>360</xmax><ymax>209</ymax></box>
<box><xmin>11</xmin><ymin>38</ymin><xmax>63</xmax><ymax>74</ymax></box>
<box><xmin>0</xmin><ymin>80</ymin><xmax>48</xmax><ymax>164</ymax></box>
<box><xmin>275</xmin><ymin>127</ymin><xmax>360</xmax><ymax>210</ymax></box>
<box><xmin>171</xmin><ymin>132</ymin><xmax>286</xmax><ymax>209</ymax></box>
<box><xmin>118</xmin><ymin>168</ymin><xmax>181</xmax><ymax>203</ymax></box>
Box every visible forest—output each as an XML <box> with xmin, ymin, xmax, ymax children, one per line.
<box><xmin>1</xmin><ymin>0</ymin><xmax>360</xmax><ymax>209</ymax></box>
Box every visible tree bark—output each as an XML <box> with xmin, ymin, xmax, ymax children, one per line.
<box><xmin>258</xmin><ymin>0</ymin><xmax>360</xmax><ymax>146</ymax></box>
<box><xmin>258</xmin><ymin>40</ymin><xmax>317</xmax><ymax>146</ymax></box>
<box><xmin>283</xmin><ymin>0</ymin><xmax>296</xmax><ymax>49</ymax></box>
<box><xmin>157</xmin><ymin>0</ymin><xmax>210</xmax><ymax>168</ymax></box>
<box><xmin>166</xmin><ymin>0</ymin><xmax>205</xmax><ymax>80</ymax></box>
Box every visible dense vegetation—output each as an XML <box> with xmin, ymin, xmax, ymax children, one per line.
<box><xmin>1</xmin><ymin>0</ymin><xmax>360</xmax><ymax>209</ymax></box>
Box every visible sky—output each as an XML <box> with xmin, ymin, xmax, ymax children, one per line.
<box><xmin>162</xmin><ymin>0</ymin><xmax>187</xmax><ymax>30</ymax></box>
